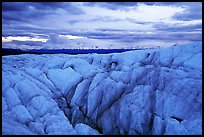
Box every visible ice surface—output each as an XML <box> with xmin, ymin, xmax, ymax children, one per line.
<box><xmin>47</xmin><ymin>67</ymin><xmax>82</xmax><ymax>95</ymax></box>
<box><xmin>2</xmin><ymin>117</ymin><xmax>36</xmax><ymax>135</ymax></box>
<box><xmin>2</xmin><ymin>42</ymin><xmax>202</xmax><ymax>135</ymax></box>
<box><xmin>74</xmin><ymin>123</ymin><xmax>100</xmax><ymax>135</ymax></box>
<box><xmin>10</xmin><ymin>105</ymin><xmax>33</xmax><ymax>124</ymax></box>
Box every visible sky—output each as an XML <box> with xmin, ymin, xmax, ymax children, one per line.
<box><xmin>2</xmin><ymin>2</ymin><xmax>202</xmax><ymax>50</ymax></box>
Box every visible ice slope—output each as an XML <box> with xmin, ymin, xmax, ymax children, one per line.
<box><xmin>2</xmin><ymin>42</ymin><xmax>202</xmax><ymax>135</ymax></box>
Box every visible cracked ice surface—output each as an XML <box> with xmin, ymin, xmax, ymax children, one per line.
<box><xmin>2</xmin><ymin>42</ymin><xmax>202</xmax><ymax>135</ymax></box>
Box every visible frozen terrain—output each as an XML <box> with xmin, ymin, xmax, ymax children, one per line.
<box><xmin>2</xmin><ymin>42</ymin><xmax>202</xmax><ymax>135</ymax></box>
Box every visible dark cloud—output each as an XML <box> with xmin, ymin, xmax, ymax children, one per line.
<box><xmin>2</xmin><ymin>2</ymin><xmax>29</xmax><ymax>11</ymax></box>
<box><xmin>78</xmin><ymin>27</ymin><xmax>202</xmax><ymax>43</ymax></box>
<box><xmin>29</xmin><ymin>2</ymin><xmax>84</xmax><ymax>15</ymax></box>
<box><xmin>30</xmin><ymin>2</ymin><xmax>65</xmax><ymax>10</ymax></box>
<box><xmin>90</xmin><ymin>16</ymin><xmax>122</xmax><ymax>22</ymax></box>
<box><xmin>83</xmin><ymin>2</ymin><xmax>192</xmax><ymax>11</ymax></box>
<box><xmin>153</xmin><ymin>22</ymin><xmax>202</xmax><ymax>32</ymax></box>
<box><xmin>2</xmin><ymin>2</ymin><xmax>202</xmax><ymax>49</ymax></box>
<box><xmin>143</xmin><ymin>2</ymin><xmax>202</xmax><ymax>21</ymax></box>
<box><xmin>87</xmin><ymin>2</ymin><xmax>202</xmax><ymax>21</ymax></box>
<box><xmin>8</xmin><ymin>40</ymin><xmax>45</xmax><ymax>47</ymax></box>
<box><xmin>67</xmin><ymin>20</ymin><xmax>80</xmax><ymax>25</ymax></box>
<box><xmin>95</xmin><ymin>28</ymin><xmax>126</xmax><ymax>32</ymax></box>
<box><xmin>2</xmin><ymin>2</ymin><xmax>85</xmax><ymax>14</ymax></box>
<box><xmin>143</xmin><ymin>2</ymin><xmax>183</xmax><ymax>6</ymax></box>
<box><xmin>3</xmin><ymin>28</ymin><xmax>201</xmax><ymax>49</ymax></box>
<box><xmin>2</xmin><ymin>2</ymin><xmax>85</xmax><ymax>24</ymax></box>
<box><xmin>2</xmin><ymin>2</ymin><xmax>85</xmax><ymax>38</ymax></box>
<box><xmin>84</xmin><ymin>2</ymin><xmax>138</xmax><ymax>10</ymax></box>
<box><xmin>126</xmin><ymin>18</ymin><xmax>153</xmax><ymax>25</ymax></box>
<box><xmin>172</xmin><ymin>2</ymin><xmax>202</xmax><ymax>21</ymax></box>
<box><xmin>118</xmin><ymin>33</ymin><xmax>201</xmax><ymax>43</ymax></box>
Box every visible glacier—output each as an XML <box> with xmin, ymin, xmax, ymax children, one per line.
<box><xmin>2</xmin><ymin>42</ymin><xmax>202</xmax><ymax>135</ymax></box>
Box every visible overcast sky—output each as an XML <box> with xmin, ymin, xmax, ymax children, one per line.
<box><xmin>2</xmin><ymin>2</ymin><xmax>202</xmax><ymax>50</ymax></box>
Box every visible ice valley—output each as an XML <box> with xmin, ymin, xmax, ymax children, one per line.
<box><xmin>2</xmin><ymin>42</ymin><xmax>202</xmax><ymax>135</ymax></box>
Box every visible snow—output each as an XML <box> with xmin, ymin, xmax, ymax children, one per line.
<box><xmin>2</xmin><ymin>117</ymin><xmax>36</xmax><ymax>135</ymax></box>
<box><xmin>164</xmin><ymin>118</ymin><xmax>189</xmax><ymax>135</ymax></box>
<box><xmin>25</xmin><ymin>67</ymin><xmax>43</xmax><ymax>78</ymax></box>
<box><xmin>62</xmin><ymin>58</ymin><xmax>98</xmax><ymax>78</ymax></box>
<box><xmin>74</xmin><ymin>123</ymin><xmax>100</xmax><ymax>135</ymax></box>
<box><xmin>4</xmin><ymin>88</ymin><xmax>21</xmax><ymax>110</ymax></box>
<box><xmin>2</xmin><ymin>42</ymin><xmax>202</xmax><ymax>135</ymax></box>
<box><xmin>183</xmin><ymin>52</ymin><xmax>202</xmax><ymax>69</ymax></box>
<box><xmin>110</xmin><ymin>71</ymin><xmax>131</xmax><ymax>84</ymax></box>
<box><xmin>28</xmin><ymin>96</ymin><xmax>58</xmax><ymax>118</ymax></box>
<box><xmin>10</xmin><ymin>105</ymin><xmax>33</xmax><ymax>124</ymax></box>
<box><xmin>28</xmin><ymin>122</ymin><xmax>45</xmax><ymax>134</ymax></box>
<box><xmin>14</xmin><ymin>79</ymin><xmax>47</xmax><ymax>103</ymax></box>
<box><xmin>47</xmin><ymin>67</ymin><xmax>82</xmax><ymax>95</ymax></box>
<box><xmin>71</xmin><ymin>78</ymin><xmax>91</xmax><ymax>107</ymax></box>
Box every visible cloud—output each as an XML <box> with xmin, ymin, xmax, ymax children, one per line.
<box><xmin>2</xmin><ymin>2</ymin><xmax>29</xmax><ymax>11</ymax></box>
<box><xmin>2</xmin><ymin>2</ymin><xmax>202</xmax><ymax>50</ymax></box>
<box><xmin>59</xmin><ymin>34</ymin><xmax>86</xmax><ymax>39</ymax></box>
<box><xmin>2</xmin><ymin>36</ymin><xmax>48</xmax><ymax>42</ymax></box>
<box><xmin>154</xmin><ymin>22</ymin><xmax>202</xmax><ymax>32</ymax></box>
<box><xmin>2</xmin><ymin>2</ymin><xmax>85</xmax><ymax>14</ymax></box>
<box><xmin>89</xmin><ymin>16</ymin><xmax>122</xmax><ymax>22</ymax></box>
<box><xmin>172</xmin><ymin>2</ymin><xmax>202</xmax><ymax>21</ymax></box>
<box><xmin>67</xmin><ymin>20</ymin><xmax>81</xmax><ymax>25</ymax></box>
<box><xmin>145</xmin><ymin>2</ymin><xmax>202</xmax><ymax>21</ymax></box>
<box><xmin>3</xmin><ymin>42</ymin><xmax>44</xmax><ymax>50</ymax></box>
<box><xmin>83</xmin><ymin>3</ymin><xmax>184</xmax><ymax>22</ymax></box>
<box><xmin>2</xmin><ymin>2</ymin><xmax>85</xmax><ymax>24</ymax></box>
<box><xmin>83</xmin><ymin>2</ymin><xmax>139</xmax><ymax>10</ymax></box>
<box><xmin>80</xmin><ymin>27</ymin><xmax>202</xmax><ymax>43</ymax></box>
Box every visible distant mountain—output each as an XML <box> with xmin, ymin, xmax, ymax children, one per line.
<box><xmin>2</xmin><ymin>48</ymin><xmax>27</xmax><ymax>56</ymax></box>
<box><xmin>2</xmin><ymin>48</ymin><xmax>139</xmax><ymax>56</ymax></box>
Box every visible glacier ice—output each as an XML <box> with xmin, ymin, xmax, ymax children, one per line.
<box><xmin>2</xmin><ymin>42</ymin><xmax>202</xmax><ymax>135</ymax></box>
